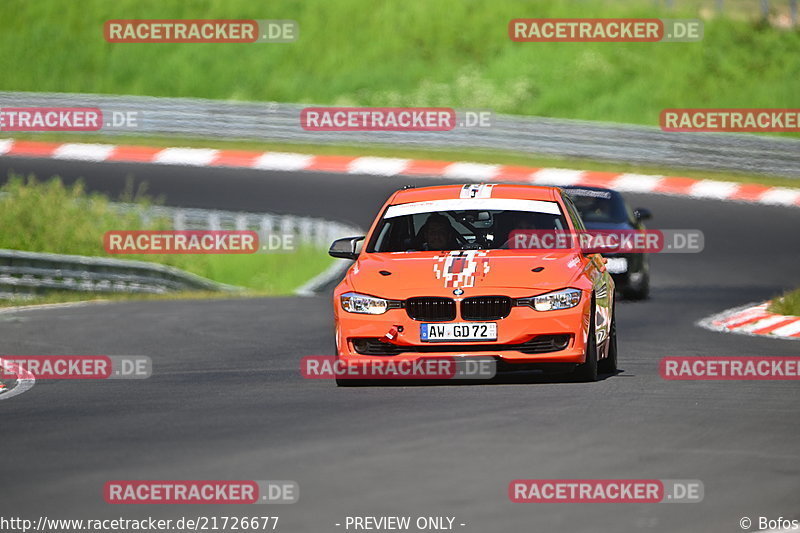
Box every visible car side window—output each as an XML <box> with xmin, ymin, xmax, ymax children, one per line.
<box><xmin>625</xmin><ymin>204</ymin><xmax>639</xmax><ymax>227</ymax></box>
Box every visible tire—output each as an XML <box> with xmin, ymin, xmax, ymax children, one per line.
<box><xmin>623</xmin><ymin>273</ymin><xmax>649</xmax><ymax>300</ymax></box>
<box><xmin>598</xmin><ymin>305</ymin><xmax>617</xmax><ymax>374</ymax></box>
<box><xmin>573</xmin><ymin>303</ymin><xmax>599</xmax><ymax>382</ymax></box>
<box><xmin>333</xmin><ymin>340</ymin><xmax>367</xmax><ymax>387</ymax></box>
<box><xmin>336</xmin><ymin>377</ymin><xmax>368</xmax><ymax>387</ymax></box>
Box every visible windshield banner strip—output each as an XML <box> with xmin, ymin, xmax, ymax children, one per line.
<box><xmin>384</xmin><ymin>199</ymin><xmax>562</xmax><ymax>218</ymax></box>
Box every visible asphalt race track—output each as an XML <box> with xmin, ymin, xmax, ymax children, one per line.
<box><xmin>1</xmin><ymin>157</ymin><xmax>799</xmax><ymax>532</ymax></box>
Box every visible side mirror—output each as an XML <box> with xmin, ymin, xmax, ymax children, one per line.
<box><xmin>328</xmin><ymin>236</ymin><xmax>365</xmax><ymax>260</ymax></box>
<box><xmin>634</xmin><ymin>208</ymin><xmax>652</xmax><ymax>221</ymax></box>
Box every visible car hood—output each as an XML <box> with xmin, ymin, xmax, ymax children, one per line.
<box><xmin>582</xmin><ymin>220</ymin><xmax>635</xmax><ymax>230</ymax></box>
<box><xmin>348</xmin><ymin>250</ymin><xmax>586</xmax><ymax>297</ymax></box>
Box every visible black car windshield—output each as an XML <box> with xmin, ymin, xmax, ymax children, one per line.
<box><xmin>565</xmin><ymin>188</ymin><xmax>629</xmax><ymax>224</ymax></box>
<box><xmin>367</xmin><ymin>201</ymin><xmax>568</xmax><ymax>252</ymax></box>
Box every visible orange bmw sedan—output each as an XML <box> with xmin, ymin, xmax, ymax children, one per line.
<box><xmin>329</xmin><ymin>183</ymin><xmax>616</xmax><ymax>385</ymax></box>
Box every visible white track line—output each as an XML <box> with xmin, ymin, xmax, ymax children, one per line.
<box><xmin>53</xmin><ymin>143</ymin><xmax>115</xmax><ymax>161</ymax></box>
<box><xmin>759</xmin><ymin>188</ymin><xmax>800</xmax><ymax>206</ymax></box>
<box><xmin>0</xmin><ymin>300</ymin><xmax>109</xmax><ymax>315</ymax></box>
<box><xmin>689</xmin><ymin>179</ymin><xmax>740</xmax><ymax>199</ymax></box>
<box><xmin>153</xmin><ymin>147</ymin><xmax>219</xmax><ymax>166</ymax></box>
<box><xmin>295</xmin><ymin>259</ymin><xmax>352</xmax><ymax>297</ymax></box>
<box><xmin>610</xmin><ymin>173</ymin><xmax>663</xmax><ymax>192</ymax></box>
<box><xmin>442</xmin><ymin>162</ymin><xmax>500</xmax><ymax>181</ymax></box>
<box><xmin>348</xmin><ymin>157</ymin><xmax>410</xmax><ymax>176</ymax></box>
<box><xmin>252</xmin><ymin>152</ymin><xmax>313</xmax><ymax>171</ymax></box>
<box><xmin>0</xmin><ymin>139</ymin><xmax>14</xmax><ymax>155</ymax></box>
<box><xmin>530</xmin><ymin>168</ymin><xmax>585</xmax><ymax>186</ymax></box>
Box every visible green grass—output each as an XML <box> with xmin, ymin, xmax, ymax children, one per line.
<box><xmin>7</xmin><ymin>131</ymin><xmax>800</xmax><ymax>189</ymax></box>
<box><xmin>770</xmin><ymin>288</ymin><xmax>800</xmax><ymax>316</ymax></box>
<box><xmin>0</xmin><ymin>0</ymin><xmax>798</xmax><ymax>133</ymax></box>
<box><xmin>0</xmin><ymin>175</ymin><xmax>333</xmax><ymax>295</ymax></box>
<box><xmin>0</xmin><ymin>290</ymin><xmax>294</xmax><ymax>309</ymax></box>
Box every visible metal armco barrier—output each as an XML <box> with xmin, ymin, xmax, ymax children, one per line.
<box><xmin>115</xmin><ymin>204</ymin><xmax>360</xmax><ymax>249</ymax></box>
<box><xmin>0</xmin><ymin>205</ymin><xmax>361</xmax><ymax>299</ymax></box>
<box><xmin>1</xmin><ymin>91</ymin><xmax>799</xmax><ymax>177</ymax></box>
<box><xmin>0</xmin><ymin>248</ymin><xmax>238</xmax><ymax>297</ymax></box>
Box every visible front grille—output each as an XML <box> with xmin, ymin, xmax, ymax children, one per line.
<box><xmin>461</xmin><ymin>296</ymin><xmax>512</xmax><ymax>320</ymax></box>
<box><xmin>405</xmin><ymin>297</ymin><xmax>456</xmax><ymax>321</ymax></box>
<box><xmin>352</xmin><ymin>334</ymin><xmax>572</xmax><ymax>356</ymax></box>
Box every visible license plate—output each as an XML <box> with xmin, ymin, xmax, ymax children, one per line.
<box><xmin>606</xmin><ymin>257</ymin><xmax>628</xmax><ymax>274</ymax></box>
<box><xmin>421</xmin><ymin>322</ymin><xmax>497</xmax><ymax>342</ymax></box>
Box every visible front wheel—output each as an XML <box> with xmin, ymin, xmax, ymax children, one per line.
<box><xmin>333</xmin><ymin>341</ymin><xmax>367</xmax><ymax>387</ymax></box>
<box><xmin>623</xmin><ymin>273</ymin><xmax>649</xmax><ymax>300</ymax></box>
<box><xmin>598</xmin><ymin>307</ymin><xmax>617</xmax><ymax>374</ymax></box>
<box><xmin>573</xmin><ymin>305</ymin><xmax>598</xmax><ymax>382</ymax></box>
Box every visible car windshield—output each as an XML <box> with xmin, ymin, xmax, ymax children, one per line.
<box><xmin>565</xmin><ymin>188</ymin><xmax>629</xmax><ymax>224</ymax></box>
<box><xmin>368</xmin><ymin>208</ymin><xmax>568</xmax><ymax>252</ymax></box>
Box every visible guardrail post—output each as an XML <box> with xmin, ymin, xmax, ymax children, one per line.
<box><xmin>173</xmin><ymin>210</ymin><xmax>186</xmax><ymax>231</ymax></box>
<box><xmin>208</xmin><ymin>213</ymin><xmax>222</xmax><ymax>230</ymax></box>
<box><xmin>280</xmin><ymin>217</ymin><xmax>295</xmax><ymax>242</ymax></box>
<box><xmin>235</xmin><ymin>214</ymin><xmax>248</xmax><ymax>231</ymax></box>
<box><xmin>299</xmin><ymin>218</ymin><xmax>314</xmax><ymax>245</ymax></box>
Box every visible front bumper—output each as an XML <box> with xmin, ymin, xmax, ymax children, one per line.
<box><xmin>335</xmin><ymin>299</ymin><xmax>591</xmax><ymax>365</ymax></box>
<box><xmin>603</xmin><ymin>253</ymin><xmax>647</xmax><ymax>289</ymax></box>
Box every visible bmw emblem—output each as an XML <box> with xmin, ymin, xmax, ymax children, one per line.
<box><xmin>453</xmin><ymin>288</ymin><xmax>464</xmax><ymax>296</ymax></box>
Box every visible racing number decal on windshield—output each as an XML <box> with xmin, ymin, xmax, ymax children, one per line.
<box><xmin>434</xmin><ymin>250</ymin><xmax>490</xmax><ymax>288</ymax></box>
<box><xmin>460</xmin><ymin>184</ymin><xmax>495</xmax><ymax>198</ymax></box>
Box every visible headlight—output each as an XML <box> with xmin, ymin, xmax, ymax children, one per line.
<box><xmin>341</xmin><ymin>292</ymin><xmax>389</xmax><ymax>314</ymax></box>
<box><xmin>520</xmin><ymin>288</ymin><xmax>582</xmax><ymax>311</ymax></box>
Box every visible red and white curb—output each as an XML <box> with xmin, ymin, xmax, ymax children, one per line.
<box><xmin>0</xmin><ymin>358</ymin><xmax>36</xmax><ymax>401</ymax></box>
<box><xmin>698</xmin><ymin>302</ymin><xmax>800</xmax><ymax>340</ymax></box>
<box><xmin>0</xmin><ymin>301</ymin><xmax>114</xmax><ymax>400</ymax></box>
<box><xmin>2</xmin><ymin>138</ymin><xmax>799</xmax><ymax>208</ymax></box>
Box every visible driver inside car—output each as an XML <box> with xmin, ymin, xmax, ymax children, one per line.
<box><xmin>416</xmin><ymin>213</ymin><xmax>460</xmax><ymax>251</ymax></box>
<box><xmin>501</xmin><ymin>214</ymin><xmax>539</xmax><ymax>249</ymax></box>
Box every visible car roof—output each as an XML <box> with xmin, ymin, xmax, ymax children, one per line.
<box><xmin>561</xmin><ymin>185</ymin><xmax>623</xmax><ymax>198</ymax></box>
<box><xmin>390</xmin><ymin>184</ymin><xmax>561</xmax><ymax>204</ymax></box>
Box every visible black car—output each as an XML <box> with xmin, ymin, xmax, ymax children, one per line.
<box><xmin>562</xmin><ymin>185</ymin><xmax>652</xmax><ymax>300</ymax></box>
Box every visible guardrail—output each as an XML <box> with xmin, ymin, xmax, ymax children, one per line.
<box><xmin>0</xmin><ymin>248</ymin><xmax>238</xmax><ymax>297</ymax></box>
<box><xmin>0</xmin><ymin>204</ymin><xmax>361</xmax><ymax>299</ymax></box>
<box><xmin>1</xmin><ymin>91</ymin><xmax>799</xmax><ymax>177</ymax></box>
<box><xmin>116</xmin><ymin>204</ymin><xmax>361</xmax><ymax>249</ymax></box>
